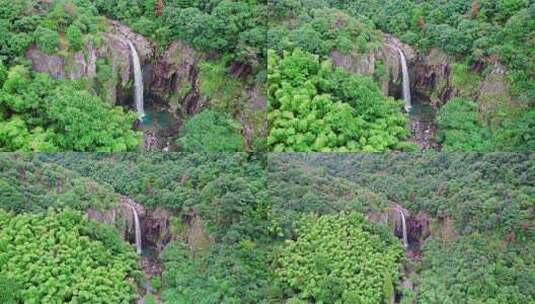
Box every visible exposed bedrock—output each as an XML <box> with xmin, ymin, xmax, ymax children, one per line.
<box><xmin>151</xmin><ymin>41</ymin><xmax>204</xmax><ymax>116</ymax></box>
<box><xmin>330</xmin><ymin>34</ymin><xmax>512</xmax><ymax>113</ymax></box>
<box><xmin>86</xmin><ymin>196</ymin><xmax>172</xmax><ymax>253</ymax></box>
<box><xmin>26</xmin><ymin>20</ymin><xmax>153</xmax><ymax>106</ymax></box>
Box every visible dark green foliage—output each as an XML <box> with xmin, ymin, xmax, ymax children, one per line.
<box><xmin>161</xmin><ymin>241</ymin><xmax>270</xmax><ymax>303</ymax></box>
<box><xmin>437</xmin><ymin>98</ymin><xmax>535</xmax><ymax>151</ymax></box>
<box><xmin>1</xmin><ymin>153</ymin><xmax>271</xmax><ymax>302</ymax></box>
<box><xmin>0</xmin><ymin>154</ymin><xmax>118</xmax><ymax>213</ymax></box>
<box><xmin>268</xmin><ymin>5</ymin><xmax>381</xmax><ymax>57</ymax></box>
<box><xmin>328</xmin><ymin>0</ymin><xmax>534</xmax><ymax>104</ymax></box>
<box><xmin>436</xmin><ymin>97</ymin><xmax>494</xmax><ymax>151</ymax></box>
<box><xmin>177</xmin><ymin>110</ymin><xmax>245</xmax><ymax>152</ymax></box>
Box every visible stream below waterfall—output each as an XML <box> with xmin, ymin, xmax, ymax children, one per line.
<box><xmin>138</xmin><ymin>100</ymin><xmax>180</xmax><ymax>151</ymax></box>
<box><xmin>408</xmin><ymin>97</ymin><xmax>439</xmax><ymax>150</ymax></box>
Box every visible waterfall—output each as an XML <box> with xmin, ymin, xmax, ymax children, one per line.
<box><xmin>397</xmin><ymin>47</ymin><xmax>412</xmax><ymax>112</ymax></box>
<box><xmin>130</xmin><ymin>205</ymin><xmax>142</xmax><ymax>254</ymax></box>
<box><xmin>388</xmin><ymin>205</ymin><xmax>409</xmax><ymax>248</ymax></box>
<box><xmin>126</xmin><ymin>39</ymin><xmax>145</xmax><ymax>120</ymax></box>
<box><xmin>399</xmin><ymin>209</ymin><xmax>409</xmax><ymax>248</ymax></box>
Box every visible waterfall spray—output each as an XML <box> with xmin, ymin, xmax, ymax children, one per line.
<box><xmin>127</xmin><ymin>39</ymin><xmax>145</xmax><ymax>120</ymax></box>
<box><xmin>397</xmin><ymin>47</ymin><xmax>412</xmax><ymax>112</ymax></box>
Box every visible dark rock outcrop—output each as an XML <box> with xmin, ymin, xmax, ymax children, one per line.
<box><xmin>152</xmin><ymin>41</ymin><xmax>204</xmax><ymax>116</ymax></box>
<box><xmin>413</xmin><ymin>48</ymin><xmax>456</xmax><ymax>108</ymax></box>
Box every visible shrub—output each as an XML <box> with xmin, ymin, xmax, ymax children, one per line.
<box><xmin>66</xmin><ymin>24</ymin><xmax>83</xmax><ymax>51</ymax></box>
<box><xmin>33</xmin><ymin>26</ymin><xmax>59</xmax><ymax>54</ymax></box>
<box><xmin>177</xmin><ymin>110</ymin><xmax>244</xmax><ymax>152</ymax></box>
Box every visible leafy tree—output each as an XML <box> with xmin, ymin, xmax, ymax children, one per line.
<box><xmin>0</xmin><ymin>65</ymin><xmax>141</xmax><ymax>151</ymax></box>
<box><xmin>268</xmin><ymin>49</ymin><xmax>412</xmax><ymax>152</ymax></box>
<box><xmin>66</xmin><ymin>24</ymin><xmax>83</xmax><ymax>51</ymax></box>
<box><xmin>33</xmin><ymin>26</ymin><xmax>59</xmax><ymax>54</ymax></box>
<box><xmin>0</xmin><ymin>208</ymin><xmax>141</xmax><ymax>303</ymax></box>
<box><xmin>276</xmin><ymin>212</ymin><xmax>403</xmax><ymax>303</ymax></box>
<box><xmin>177</xmin><ymin>110</ymin><xmax>244</xmax><ymax>152</ymax></box>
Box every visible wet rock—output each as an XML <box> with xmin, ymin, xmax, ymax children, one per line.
<box><xmin>143</xmin><ymin>207</ymin><xmax>173</xmax><ymax>252</ymax></box>
<box><xmin>413</xmin><ymin>48</ymin><xmax>455</xmax><ymax>108</ymax></box>
<box><xmin>152</xmin><ymin>41</ymin><xmax>202</xmax><ymax>115</ymax></box>
<box><xmin>144</xmin><ymin>131</ymin><xmax>161</xmax><ymax>151</ymax></box>
<box><xmin>329</xmin><ymin>34</ymin><xmax>416</xmax><ymax>96</ymax></box>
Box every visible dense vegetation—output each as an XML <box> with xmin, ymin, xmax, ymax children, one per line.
<box><xmin>267</xmin><ymin>3</ymin><xmax>415</xmax><ymax>152</ymax></box>
<box><xmin>268</xmin><ymin>0</ymin><xmax>534</xmax><ymax>152</ymax></box>
<box><xmin>330</xmin><ymin>0</ymin><xmax>534</xmax><ymax>104</ymax></box>
<box><xmin>1</xmin><ymin>153</ymin><xmax>534</xmax><ymax>303</ymax></box>
<box><xmin>269</xmin><ymin>153</ymin><xmax>535</xmax><ymax>303</ymax></box>
<box><xmin>268</xmin><ymin>49</ymin><xmax>413</xmax><ymax>152</ymax></box>
<box><xmin>0</xmin><ymin>208</ymin><xmax>141</xmax><ymax>303</ymax></box>
<box><xmin>0</xmin><ymin>0</ymin><xmax>266</xmax><ymax>151</ymax></box>
<box><xmin>1</xmin><ymin>153</ymin><xmax>271</xmax><ymax>303</ymax></box>
<box><xmin>276</xmin><ymin>212</ymin><xmax>402</xmax><ymax>303</ymax></box>
<box><xmin>324</xmin><ymin>0</ymin><xmax>534</xmax><ymax>151</ymax></box>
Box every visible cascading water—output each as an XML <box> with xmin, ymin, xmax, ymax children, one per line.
<box><xmin>398</xmin><ymin>209</ymin><xmax>408</xmax><ymax>248</ymax></box>
<box><xmin>387</xmin><ymin>205</ymin><xmax>409</xmax><ymax>248</ymax></box>
<box><xmin>126</xmin><ymin>39</ymin><xmax>145</xmax><ymax>120</ymax></box>
<box><xmin>130</xmin><ymin>205</ymin><xmax>142</xmax><ymax>254</ymax></box>
<box><xmin>397</xmin><ymin>47</ymin><xmax>412</xmax><ymax>112</ymax></box>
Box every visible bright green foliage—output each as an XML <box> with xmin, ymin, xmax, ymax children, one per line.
<box><xmin>276</xmin><ymin>212</ymin><xmax>402</xmax><ymax>303</ymax></box>
<box><xmin>268</xmin><ymin>49</ymin><xmax>412</xmax><ymax>152</ymax></box>
<box><xmin>33</xmin><ymin>26</ymin><xmax>59</xmax><ymax>54</ymax></box>
<box><xmin>0</xmin><ymin>208</ymin><xmax>140</xmax><ymax>303</ymax></box>
<box><xmin>177</xmin><ymin>110</ymin><xmax>245</xmax><ymax>152</ymax></box>
<box><xmin>0</xmin><ymin>65</ymin><xmax>141</xmax><ymax>151</ymax></box>
<box><xmin>66</xmin><ymin>24</ymin><xmax>84</xmax><ymax>51</ymax></box>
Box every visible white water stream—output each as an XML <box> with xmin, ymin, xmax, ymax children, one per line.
<box><xmin>127</xmin><ymin>39</ymin><xmax>145</xmax><ymax>119</ymax></box>
<box><xmin>130</xmin><ymin>205</ymin><xmax>142</xmax><ymax>254</ymax></box>
<box><xmin>397</xmin><ymin>47</ymin><xmax>412</xmax><ymax>112</ymax></box>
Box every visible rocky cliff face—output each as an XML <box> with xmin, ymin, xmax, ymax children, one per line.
<box><xmin>330</xmin><ymin>34</ymin><xmax>513</xmax><ymax>115</ymax></box>
<box><xmin>329</xmin><ymin>34</ymin><xmax>416</xmax><ymax>97</ymax></box>
<box><xmin>151</xmin><ymin>41</ymin><xmax>204</xmax><ymax>116</ymax></box>
<box><xmin>86</xmin><ymin>196</ymin><xmax>172</xmax><ymax>253</ymax></box>
<box><xmin>26</xmin><ymin>20</ymin><xmax>153</xmax><ymax>105</ymax></box>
